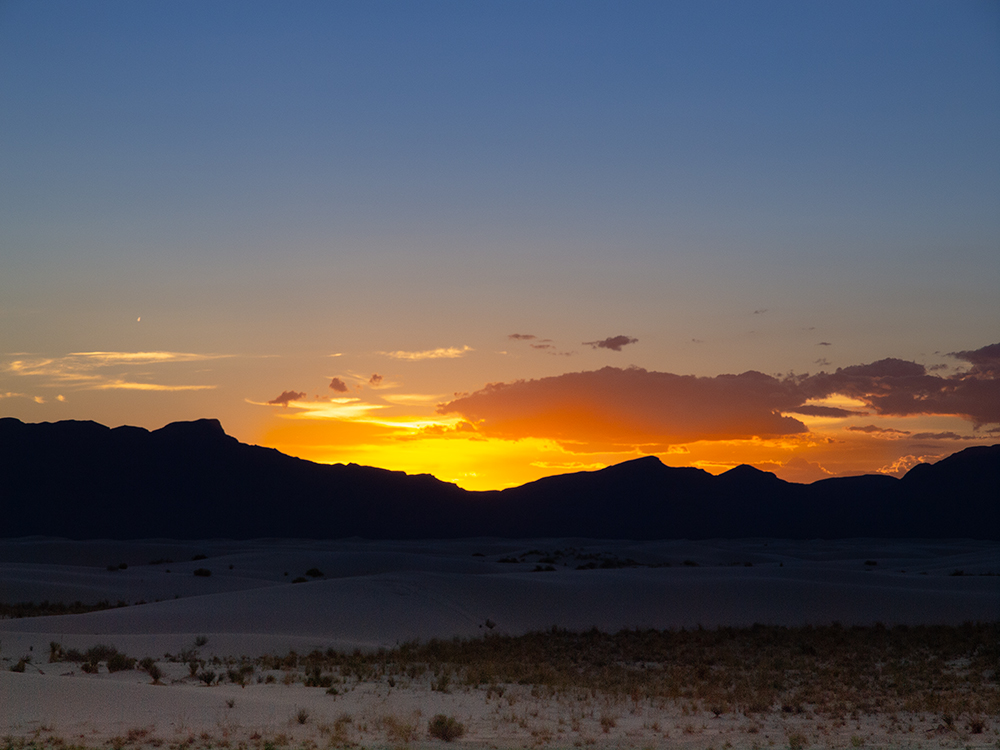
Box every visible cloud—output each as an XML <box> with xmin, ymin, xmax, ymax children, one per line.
<box><xmin>2</xmin><ymin>351</ymin><xmax>227</xmax><ymax>389</ymax></box>
<box><xmin>583</xmin><ymin>335</ymin><xmax>638</xmax><ymax>352</ymax></box>
<box><xmin>369</xmin><ymin>373</ymin><xmax>383</xmax><ymax>386</ymax></box>
<box><xmin>846</xmin><ymin>424</ymin><xmax>911</xmax><ymax>437</ymax></box>
<box><xmin>817</xmin><ymin>342</ymin><xmax>832</xmax><ymax>346</ymax></box>
<box><xmin>799</xmin><ymin>348</ymin><xmax>1000</xmax><ymax>427</ymax></box>
<box><xmin>784</xmin><ymin>404</ymin><xmax>856</xmax><ymax>417</ymax></box>
<box><xmin>91</xmin><ymin>381</ymin><xmax>216</xmax><ymax>391</ymax></box>
<box><xmin>508</xmin><ymin>334</ymin><xmax>538</xmax><ymax>341</ymax></box>
<box><xmin>382</xmin><ymin>345</ymin><xmax>473</xmax><ymax>360</ymax></box>
<box><xmin>68</xmin><ymin>351</ymin><xmax>225</xmax><ymax>364</ymax></box>
<box><xmin>910</xmin><ymin>431</ymin><xmax>968</xmax><ymax>440</ymax></box>
<box><xmin>329</xmin><ymin>377</ymin><xmax>348</xmax><ymax>393</ymax></box>
<box><xmin>950</xmin><ymin>342</ymin><xmax>1000</xmax><ymax>377</ymax></box>
<box><xmin>439</xmin><ymin>366</ymin><xmax>808</xmax><ymax>447</ymax></box>
<box><xmin>268</xmin><ymin>390</ymin><xmax>306</xmax><ymax>407</ymax></box>
<box><xmin>438</xmin><ymin>343</ymin><xmax>1000</xmax><ymax>452</ymax></box>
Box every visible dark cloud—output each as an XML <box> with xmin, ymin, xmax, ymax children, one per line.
<box><xmin>815</xmin><ymin>358</ymin><xmax>831</xmax><ymax>367</ymax></box>
<box><xmin>440</xmin><ymin>366</ymin><xmax>807</xmax><ymax>446</ymax></box>
<box><xmin>799</xmin><ymin>349</ymin><xmax>1000</xmax><ymax>427</ymax></box>
<box><xmin>785</xmin><ymin>404</ymin><xmax>856</xmax><ymax>417</ymax></box>
<box><xmin>753</xmin><ymin>308</ymin><xmax>768</xmax><ymax>315</ymax></box>
<box><xmin>530</xmin><ymin>343</ymin><xmax>555</xmax><ymax>350</ymax></box>
<box><xmin>438</xmin><ymin>342</ymin><xmax>1000</xmax><ymax>451</ymax></box>
<box><xmin>584</xmin><ymin>335</ymin><xmax>638</xmax><ymax>352</ymax></box>
<box><xmin>817</xmin><ymin>342</ymin><xmax>832</xmax><ymax>346</ymax></box>
<box><xmin>267</xmin><ymin>390</ymin><xmax>306</xmax><ymax>407</ymax></box>
<box><xmin>910</xmin><ymin>431</ymin><xmax>966</xmax><ymax>440</ymax></box>
<box><xmin>369</xmin><ymin>373</ymin><xmax>383</xmax><ymax>386</ymax></box>
<box><xmin>508</xmin><ymin>333</ymin><xmax>537</xmax><ymax>341</ymax></box>
<box><xmin>950</xmin><ymin>342</ymin><xmax>1000</xmax><ymax>377</ymax></box>
<box><xmin>329</xmin><ymin>377</ymin><xmax>348</xmax><ymax>393</ymax></box>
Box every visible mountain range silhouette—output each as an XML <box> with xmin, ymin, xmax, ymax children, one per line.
<box><xmin>2</xmin><ymin>417</ymin><xmax>997</xmax><ymax>540</ymax></box>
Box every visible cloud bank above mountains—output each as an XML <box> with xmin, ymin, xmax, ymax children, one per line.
<box><xmin>440</xmin><ymin>343</ymin><xmax>1000</xmax><ymax>450</ymax></box>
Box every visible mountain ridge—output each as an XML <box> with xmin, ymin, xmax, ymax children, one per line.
<box><xmin>1</xmin><ymin>417</ymin><xmax>997</xmax><ymax>540</ymax></box>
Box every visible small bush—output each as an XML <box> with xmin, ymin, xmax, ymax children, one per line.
<box><xmin>787</xmin><ymin>732</ymin><xmax>807</xmax><ymax>750</ymax></box>
<box><xmin>11</xmin><ymin>658</ymin><xmax>28</xmax><ymax>673</ymax></box>
<box><xmin>49</xmin><ymin>641</ymin><xmax>64</xmax><ymax>662</ymax></box>
<box><xmin>194</xmin><ymin>635</ymin><xmax>208</xmax><ymax>647</ymax></box>
<box><xmin>198</xmin><ymin>670</ymin><xmax>216</xmax><ymax>685</ymax></box>
<box><xmin>139</xmin><ymin>658</ymin><xmax>162</xmax><ymax>682</ymax></box>
<box><xmin>296</xmin><ymin>708</ymin><xmax>310</xmax><ymax>725</ymax></box>
<box><xmin>292</xmin><ymin>576</ymin><xmax>308</xmax><ymax>583</ymax></box>
<box><xmin>193</xmin><ymin>568</ymin><xmax>211</xmax><ymax>577</ymax></box>
<box><xmin>305</xmin><ymin>567</ymin><xmax>323</xmax><ymax>577</ymax></box>
<box><xmin>86</xmin><ymin>644</ymin><xmax>118</xmax><ymax>662</ymax></box>
<box><xmin>428</xmin><ymin>714</ymin><xmax>464</xmax><ymax>742</ymax></box>
<box><xmin>107</xmin><ymin>653</ymin><xmax>136</xmax><ymax>672</ymax></box>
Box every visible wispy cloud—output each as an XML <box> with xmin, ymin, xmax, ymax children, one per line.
<box><xmin>382</xmin><ymin>345</ymin><xmax>473</xmax><ymax>360</ymax></box>
<box><xmin>267</xmin><ymin>390</ymin><xmax>306</xmax><ymax>407</ymax></box>
<box><xmin>69</xmin><ymin>351</ymin><xmax>227</xmax><ymax>364</ymax></box>
<box><xmin>380</xmin><ymin>393</ymin><xmax>447</xmax><ymax>406</ymax></box>
<box><xmin>92</xmin><ymin>381</ymin><xmax>216</xmax><ymax>391</ymax></box>
<box><xmin>2</xmin><ymin>351</ymin><xmax>227</xmax><ymax>390</ymax></box>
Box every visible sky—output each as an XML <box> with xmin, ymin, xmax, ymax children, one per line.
<box><xmin>2</xmin><ymin>0</ymin><xmax>998</xmax><ymax>490</ymax></box>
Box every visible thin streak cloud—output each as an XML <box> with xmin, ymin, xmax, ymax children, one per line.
<box><xmin>91</xmin><ymin>381</ymin><xmax>216</xmax><ymax>392</ymax></box>
<box><xmin>382</xmin><ymin>345</ymin><xmax>473</xmax><ymax>360</ymax></box>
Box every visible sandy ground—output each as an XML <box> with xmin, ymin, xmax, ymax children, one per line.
<box><xmin>2</xmin><ymin>537</ymin><xmax>999</xmax><ymax>749</ymax></box>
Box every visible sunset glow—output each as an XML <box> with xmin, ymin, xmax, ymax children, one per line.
<box><xmin>2</xmin><ymin>1</ymin><xmax>997</xmax><ymax>490</ymax></box>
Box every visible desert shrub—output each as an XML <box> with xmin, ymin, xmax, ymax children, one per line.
<box><xmin>11</xmin><ymin>658</ymin><xmax>28</xmax><ymax>673</ymax></box>
<box><xmin>81</xmin><ymin>661</ymin><xmax>99</xmax><ymax>673</ymax></box>
<box><xmin>191</xmin><ymin>554</ymin><xmax>207</xmax><ymax>561</ymax></box>
<box><xmin>599</xmin><ymin>714</ymin><xmax>617</xmax><ymax>733</ymax></box>
<box><xmin>228</xmin><ymin>663</ymin><xmax>254</xmax><ymax>686</ymax></box>
<box><xmin>291</xmin><ymin>577</ymin><xmax>308</xmax><ymax>583</ymax></box>
<box><xmin>198</xmin><ymin>670</ymin><xmax>216</xmax><ymax>685</ymax></box>
<box><xmin>296</xmin><ymin>708</ymin><xmax>310</xmax><ymax>725</ymax></box>
<box><xmin>107</xmin><ymin>652</ymin><xmax>136</xmax><ymax>672</ymax></box>
<box><xmin>193</xmin><ymin>568</ymin><xmax>211</xmax><ymax>577</ymax></box>
<box><xmin>85</xmin><ymin>644</ymin><xmax>118</xmax><ymax>662</ymax></box>
<box><xmin>194</xmin><ymin>635</ymin><xmax>208</xmax><ymax>647</ymax></box>
<box><xmin>139</xmin><ymin>658</ymin><xmax>162</xmax><ymax>682</ymax></box>
<box><xmin>304</xmin><ymin>667</ymin><xmax>333</xmax><ymax>687</ymax></box>
<box><xmin>427</xmin><ymin>714</ymin><xmax>464</xmax><ymax>742</ymax></box>
<box><xmin>381</xmin><ymin>715</ymin><xmax>418</xmax><ymax>744</ymax></box>
<box><xmin>787</xmin><ymin>732</ymin><xmax>808</xmax><ymax>749</ymax></box>
<box><xmin>305</xmin><ymin>567</ymin><xmax>323</xmax><ymax>577</ymax></box>
<box><xmin>49</xmin><ymin>641</ymin><xmax>64</xmax><ymax>662</ymax></box>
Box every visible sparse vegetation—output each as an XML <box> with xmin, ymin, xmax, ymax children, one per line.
<box><xmin>427</xmin><ymin>714</ymin><xmax>464</xmax><ymax>742</ymax></box>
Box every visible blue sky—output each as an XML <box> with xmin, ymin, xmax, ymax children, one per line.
<box><xmin>2</xmin><ymin>0</ymin><xmax>998</xmax><ymax>487</ymax></box>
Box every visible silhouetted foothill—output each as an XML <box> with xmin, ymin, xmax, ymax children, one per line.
<box><xmin>0</xmin><ymin>418</ymin><xmax>997</xmax><ymax>540</ymax></box>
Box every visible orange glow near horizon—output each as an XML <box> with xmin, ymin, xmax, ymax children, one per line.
<box><xmin>253</xmin><ymin>401</ymin><xmax>992</xmax><ymax>490</ymax></box>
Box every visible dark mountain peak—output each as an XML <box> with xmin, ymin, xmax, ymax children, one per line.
<box><xmin>153</xmin><ymin>418</ymin><xmax>228</xmax><ymax>440</ymax></box>
<box><xmin>902</xmin><ymin>443</ymin><xmax>1000</xmax><ymax>483</ymax></box>
<box><xmin>718</xmin><ymin>464</ymin><xmax>782</xmax><ymax>483</ymax></box>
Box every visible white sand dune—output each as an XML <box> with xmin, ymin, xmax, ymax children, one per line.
<box><xmin>3</xmin><ymin>537</ymin><xmax>999</xmax><ymax>748</ymax></box>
